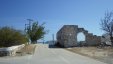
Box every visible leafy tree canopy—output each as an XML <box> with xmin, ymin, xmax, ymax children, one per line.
<box><xmin>26</xmin><ymin>21</ymin><xmax>46</xmax><ymax>44</ymax></box>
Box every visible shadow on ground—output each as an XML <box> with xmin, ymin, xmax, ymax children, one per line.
<box><xmin>49</xmin><ymin>45</ymin><xmax>63</xmax><ymax>48</ymax></box>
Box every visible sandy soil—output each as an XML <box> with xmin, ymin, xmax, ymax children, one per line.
<box><xmin>66</xmin><ymin>47</ymin><xmax>113</xmax><ymax>64</ymax></box>
<box><xmin>16</xmin><ymin>44</ymin><xmax>36</xmax><ymax>56</ymax></box>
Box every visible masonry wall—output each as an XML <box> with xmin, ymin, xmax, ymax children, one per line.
<box><xmin>57</xmin><ymin>25</ymin><xmax>101</xmax><ymax>47</ymax></box>
<box><xmin>57</xmin><ymin>25</ymin><xmax>78</xmax><ymax>47</ymax></box>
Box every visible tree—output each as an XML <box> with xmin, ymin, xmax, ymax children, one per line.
<box><xmin>26</xmin><ymin>21</ymin><xmax>46</xmax><ymax>44</ymax></box>
<box><xmin>0</xmin><ymin>27</ymin><xmax>28</xmax><ymax>47</ymax></box>
<box><xmin>100</xmin><ymin>11</ymin><xmax>113</xmax><ymax>46</ymax></box>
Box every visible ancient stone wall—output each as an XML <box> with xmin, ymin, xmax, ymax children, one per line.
<box><xmin>57</xmin><ymin>25</ymin><xmax>101</xmax><ymax>47</ymax></box>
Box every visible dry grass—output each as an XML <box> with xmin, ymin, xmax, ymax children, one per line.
<box><xmin>16</xmin><ymin>44</ymin><xmax>36</xmax><ymax>56</ymax></box>
<box><xmin>66</xmin><ymin>47</ymin><xmax>113</xmax><ymax>64</ymax></box>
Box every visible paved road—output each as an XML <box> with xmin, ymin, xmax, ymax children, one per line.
<box><xmin>0</xmin><ymin>44</ymin><xmax>107</xmax><ymax>64</ymax></box>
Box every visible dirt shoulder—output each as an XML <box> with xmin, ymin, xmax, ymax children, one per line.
<box><xmin>16</xmin><ymin>44</ymin><xmax>36</xmax><ymax>56</ymax></box>
<box><xmin>66</xmin><ymin>47</ymin><xmax>113</xmax><ymax>64</ymax></box>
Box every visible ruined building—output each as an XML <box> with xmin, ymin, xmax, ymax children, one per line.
<box><xmin>57</xmin><ymin>25</ymin><xmax>101</xmax><ymax>47</ymax></box>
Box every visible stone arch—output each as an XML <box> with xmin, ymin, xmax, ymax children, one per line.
<box><xmin>76</xmin><ymin>27</ymin><xmax>88</xmax><ymax>46</ymax></box>
<box><xmin>77</xmin><ymin>32</ymin><xmax>85</xmax><ymax>42</ymax></box>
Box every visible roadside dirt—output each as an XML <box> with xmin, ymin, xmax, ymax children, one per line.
<box><xmin>66</xmin><ymin>47</ymin><xmax>113</xmax><ymax>64</ymax></box>
<box><xmin>16</xmin><ymin>44</ymin><xmax>36</xmax><ymax>56</ymax></box>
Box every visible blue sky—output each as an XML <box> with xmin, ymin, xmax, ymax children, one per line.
<box><xmin>0</xmin><ymin>0</ymin><xmax>113</xmax><ymax>41</ymax></box>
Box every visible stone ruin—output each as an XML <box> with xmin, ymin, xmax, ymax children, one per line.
<box><xmin>56</xmin><ymin>25</ymin><xmax>101</xmax><ymax>47</ymax></box>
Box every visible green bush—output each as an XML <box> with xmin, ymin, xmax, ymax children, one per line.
<box><xmin>0</xmin><ymin>27</ymin><xmax>28</xmax><ymax>47</ymax></box>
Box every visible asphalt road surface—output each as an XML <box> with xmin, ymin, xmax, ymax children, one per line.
<box><xmin>0</xmin><ymin>44</ymin><xmax>107</xmax><ymax>64</ymax></box>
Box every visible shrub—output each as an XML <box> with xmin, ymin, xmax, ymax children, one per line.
<box><xmin>0</xmin><ymin>27</ymin><xmax>28</xmax><ymax>47</ymax></box>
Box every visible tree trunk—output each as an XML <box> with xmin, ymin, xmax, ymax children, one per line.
<box><xmin>31</xmin><ymin>40</ymin><xmax>37</xmax><ymax>44</ymax></box>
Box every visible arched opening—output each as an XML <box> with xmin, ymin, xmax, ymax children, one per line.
<box><xmin>77</xmin><ymin>32</ymin><xmax>86</xmax><ymax>46</ymax></box>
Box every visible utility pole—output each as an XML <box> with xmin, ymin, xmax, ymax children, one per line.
<box><xmin>25</xmin><ymin>24</ymin><xmax>29</xmax><ymax>32</ymax></box>
<box><xmin>27</xmin><ymin>19</ymin><xmax>33</xmax><ymax>29</ymax></box>
<box><xmin>43</xmin><ymin>35</ymin><xmax>45</xmax><ymax>44</ymax></box>
<box><xmin>25</xmin><ymin>19</ymin><xmax>33</xmax><ymax>44</ymax></box>
<box><xmin>52</xmin><ymin>34</ymin><xmax>54</xmax><ymax>45</ymax></box>
<box><xmin>25</xmin><ymin>23</ymin><xmax>29</xmax><ymax>44</ymax></box>
<box><xmin>25</xmin><ymin>19</ymin><xmax>33</xmax><ymax>32</ymax></box>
